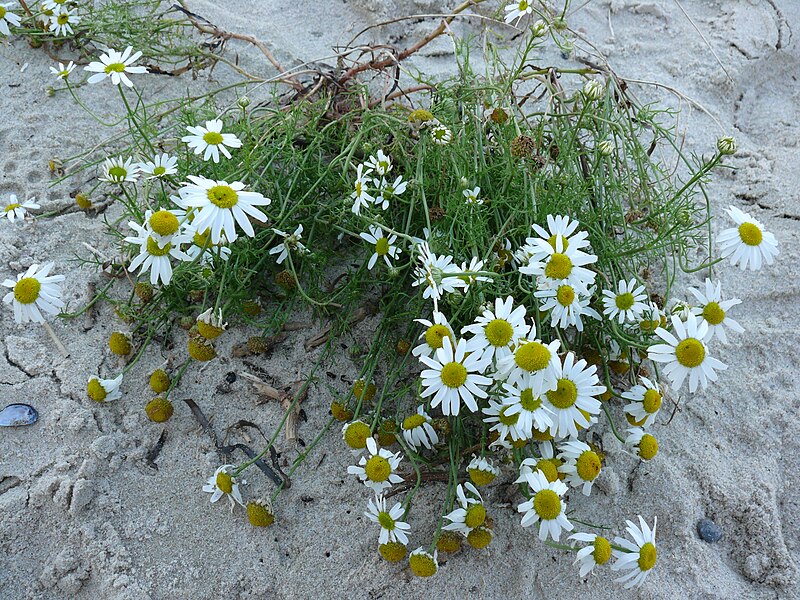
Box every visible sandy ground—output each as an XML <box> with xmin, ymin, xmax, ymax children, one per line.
<box><xmin>1</xmin><ymin>1</ymin><xmax>799</xmax><ymax>598</ymax></box>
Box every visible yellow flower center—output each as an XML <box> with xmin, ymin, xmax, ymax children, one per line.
<box><xmin>109</xmin><ymin>332</ymin><xmax>131</xmax><ymax>355</ymax></box>
<box><xmin>738</xmin><ymin>222</ymin><xmax>762</xmax><ymax>246</ymax></box>
<box><xmin>518</xmin><ymin>0</ymin><xmax>529</xmax><ymax>9</ymax></box>
<box><xmin>544</xmin><ymin>253</ymin><xmax>572</xmax><ymax>280</ymax></box>
<box><xmin>467</xmin><ymin>526</ymin><xmax>493</xmax><ymax>549</ymax></box>
<box><xmin>203</xmin><ymin>131</ymin><xmax>224</xmax><ymax>146</ymax></box>
<box><xmin>440</xmin><ymin>362</ymin><xmax>467</xmax><ymax>388</ymax></box>
<box><xmin>675</xmin><ymin>338</ymin><xmax>705</xmax><ymax>368</ymax></box>
<box><xmin>485</xmin><ymin>318</ymin><xmax>514</xmax><ymax>347</ymax></box>
<box><xmin>615</xmin><ymin>292</ymin><xmax>635</xmax><ymax>310</ymax></box>
<box><xmin>343</xmin><ymin>421</ymin><xmax>371</xmax><ymax>450</ymax></box>
<box><xmin>57</xmin><ymin>13</ymin><xmax>69</xmax><ymax>25</ymax></box>
<box><xmin>514</xmin><ymin>341</ymin><xmax>551</xmax><ymax>372</ymax></box>
<box><xmin>408</xmin><ymin>109</ymin><xmax>434</xmax><ymax>124</ymax></box>
<box><xmin>642</xmin><ymin>389</ymin><xmax>662</xmax><ymax>413</ymax></box>
<box><xmin>535</xmin><ymin>459</ymin><xmax>559</xmax><ymax>482</ymax></box>
<box><xmin>531</xmin><ymin>427</ymin><xmax>553</xmax><ymax>441</ymax></box>
<box><xmin>575</xmin><ymin>450</ymin><xmax>602</xmax><ymax>481</ymax></box>
<box><xmin>593</xmin><ymin>537</ymin><xmax>612</xmax><ymax>565</ymax></box>
<box><xmin>364</xmin><ymin>455</ymin><xmax>391</xmax><ymax>482</ymax></box>
<box><xmin>5</xmin><ymin>203</ymin><xmax>20</xmax><ymax>213</ymax></box>
<box><xmin>638</xmin><ymin>542</ymin><xmax>657</xmax><ymax>571</ymax></box>
<box><xmin>702</xmin><ymin>301</ymin><xmax>725</xmax><ymax>325</ymax></box>
<box><xmin>402</xmin><ymin>413</ymin><xmax>426</xmax><ymax>430</ymax></box>
<box><xmin>153</xmin><ymin>165</ymin><xmax>166</xmax><ymax>176</ymax></box>
<box><xmin>13</xmin><ymin>277</ymin><xmax>41</xmax><ymax>304</ymax></box>
<box><xmin>108</xmin><ymin>166</ymin><xmax>127</xmax><ymax>180</ymax></box>
<box><xmin>533</xmin><ymin>489</ymin><xmax>561</xmax><ymax>520</ymax></box>
<box><xmin>355</xmin><ymin>181</ymin><xmax>363</xmax><ymax>196</ymax></box>
<box><xmin>375</xmin><ymin>237</ymin><xmax>390</xmax><ymax>256</ymax></box>
<box><xmin>547</xmin><ymin>378</ymin><xmax>578</xmax><ymax>409</ymax></box>
<box><xmin>207</xmin><ymin>185</ymin><xmax>238</xmax><ymax>208</ymax></box>
<box><xmin>379</xmin><ymin>541</ymin><xmax>407</xmax><ymax>562</ymax></box>
<box><xmin>424</xmin><ymin>324</ymin><xmax>451</xmax><ymax>349</ymax></box>
<box><xmin>498</xmin><ymin>405</ymin><xmax>520</xmax><ymax>426</ymax></box>
<box><xmin>519</xmin><ymin>388</ymin><xmax>542</xmax><ymax>412</ymax></box>
<box><xmin>193</xmin><ymin>229</ymin><xmax>210</xmax><ymax>247</ymax></box>
<box><xmin>464</xmin><ymin>503</ymin><xmax>486</xmax><ymax>529</ymax></box>
<box><xmin>377</xmin><ymin>511</ymin><xmax>395</xmax><ymax>530</ymax></box>
<box><xmin>215</xmin><ymin>471</ymin><xmax>233</xmax><ymax>494</ymax></box>
<box><xmin>0</xmin><ymin>7</ymin><xmax>6</xmax><ymax>18</ymax></box>
<box><xmin>468</xmin><ymin>467</ymin><xmax>496</xmax><ymax>487</ymax></box>
<box><xmin>409</xmin><ymin>552</ymin><xmax>437</xmax><ymax>577</ymax></box>
<box><xmin>638</xmin><ymin>434</ymin><xmax>659</xmax><ymax>460</ymax></box>
<box><xmin>87</xmin><ymin>378</ymin><xmax>107</xmax><ymax>402</ymax></box>
<box><xmin>104</xmin><ymin>62</ymin><xmax>126</xmax><ymax>74</ymax></box>
<box><xmin>146</xmin><ymin>236</ymin><xmax>172</xmax><ymax>257</ymax></box>
<box><xmin>547</xmin><ymin>234</ymin><xmax>568</xmax><ymax>251</ymax></box>
<box><xmin>247</xmin><ymin>501</ymin><xmax>275</xmax><ymax>527</ymax></box>
<box><xmin>149</xmin><ymin>210</ymin><xmax>179</xmax><ymax>236</ymax></box>
<box><xmin>556</xmin><ymin>285</ymin><xmax>575</xmax><ymax>306</ymax></box>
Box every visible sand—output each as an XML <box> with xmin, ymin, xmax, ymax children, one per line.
<box><xmin>1</xmin><ymin>1</ymin><xmax>799</xmax><ymax>598</ymax></box>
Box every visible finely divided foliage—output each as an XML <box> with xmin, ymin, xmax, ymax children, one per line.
<box><xmin>2</xmin><ymin>0</ymin><xmax>780</xmax><ymax>591</ymax></box>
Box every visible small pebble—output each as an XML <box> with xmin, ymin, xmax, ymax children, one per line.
<box><xmin>225</xmin><ymin>372</ymin><xmax>237</xmax><ymax>383</ymax></box>
<box><xmin>697</xmin><ymin>518</ymin><xmax>723</xmax><ymax>543</ymax></box>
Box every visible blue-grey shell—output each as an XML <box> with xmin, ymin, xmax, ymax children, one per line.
<box><xmin>0</xmin><ymin>403</ymin><xmax>39</xmax><ymax>427</ymax></box>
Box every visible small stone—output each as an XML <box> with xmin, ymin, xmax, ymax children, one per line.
<box><xmin>697</xmin><ymin>518</ymin><xmax>723</xmax><ymax>543</ymax></box>
<box><xmin>225</xmin><ymin>371</ymin><xmax>236</xmax><ymax>383</ymax></box>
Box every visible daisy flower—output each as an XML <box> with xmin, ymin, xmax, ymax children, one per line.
<box><xmin>412</xmin><ymin>310</ymin><xmax>455</xmax><ymax>358</ymax></box>
<box><xmin>202</xmin><ymin>465</ymin><xmax>244</xmax><ymax>508</ymax></box>
<box><xmin>499</xmin><ymin>375</ymin><xmax>554</xmax><ymax>439</ymax></box>
<box><xmin>177</xmin><ymin>175</ymin><xmax>270</xmax><ymax>244</ymax></box>
<box><xmin>647</xmin><ymin>314</ymin><xmax>727</xmax><ymax>392</ymax></box>
<box><xmin>269</xmin><ymin>224</ymin><xmax>308</xmax><ymax>265</ymax></box>
<box><xmin>185</xmin><ymin>227</ymin><xmax>231</xmax><ymax>264</ymax></box>
<box><xmin>48</xmin><ymin>8</ymin><xmax>79</xmax><ymax>36</ymax></box>
<box><xmin>3</xmin><ymin>195</ymin><xmax>39</xmax><ymax>223</ymax></box>
<box><xmin>443</xmin><ymin>482</ymin><xmax>486</xmax><ymax>535</ymax></box>
<box><xmin>569</xmin><ymin>532</ymin><xmax>613</xmax><ymax>577</ymax></box>
<box><xmin>359</xmin><ymin>225</ymin><xmax>401</xmax><ymax>270</ymax></box>
<box><xmin>529</xmin><ymin>215</ymin><xmax>591</xmax><ymax>255</ymax></box>
<box><xmin>409</xmin><ymin>548</ymin><xmax>438</xmax><ymax>578</ymax></box>
<box><xmin>50</xmin><ymin>60</ymin><xmax>75</xmax><ymax>80</ymax></box>
<box><xmin>84</xmin><ymin>46</ymin><xmax>148</xmax><ymax>87</ymax></box>
<box><xmin>625</xmin><ymin>428</ymin><xmax>659</xmax><ymax>461</ymax></box>
<box><xmin>124</xmin><ymin>221</ymin><xmax>191</xmax><ymax>286</ymax></box>
<box><xmin>543</xmin><ymin>352</ymin><xmax>605</xmax><ymax>439</ymax></box>
<box><xmin>495</xmin><ymin>323</ymin><xmax>561</xmax><ymax>389</ymax></box>
<box><xmin>2</xmin><ymin>263</ymin><xmax>65</xmax><ymax>324</ymax></box>
<box><xmin>181</xmin><ymin>119</ymin><xmax>242</xmax><ymax>163</ymax></box>
<box><xmin>459</xmin><ymin>256</ymin><xmax>491</xmax><ymax>293</ymax></box>
<box><xmin>557</xmin><ymin>439</ymin><xmax>603</xmax><ymax>496</ymax></box>
<box><xmin>515</xmin><ymin>469</ymin><xmax>573</xmax><ymax>541</ymax></box>
<box><xmin>462</xmin><ymin>295</ymin><xmax>528</xmax><ymax>364</ymax></box>
<box><xmin>688</xmin><ymin>278</ymin><xmax>744</xmax><ymax>344</ymax></box>
<box><xmin>0</xmin><ymin>3</ymin><xmax>21</xmax><ymax>36</ymax></box>
<box><xmin>483</xmin><ymin>399</ymin><xmax>526</xmax><ymax>443</ymax></box>
<box><xmin>401</xmin><ymin>405</ymin><xmax>439</xmax><ymax>450</ymax></box>
<box><xmin>419</xmin><ymin>338</ymin><xmax>492</xmax><ymax>416</ymax></box>
<box><xmin>365</xmin><ymin>495</ymin><xmax>411</xmax><ymax>545</ymax></box>
<box><xmin>602</xmin><ymin>279</ymin><xmax>648</xmax><ymax>324</ymax></box>
<box><xmin>535</xmin><ymin>282</ymin><xmax>601</xmax><ymax>332</ymax></box>
<box><xmin>140</xmin><ymin>153</ymin><xmax>178</xmax><ymax>179</ymax></box>
<box><xmin>504</xmin><ymin>0</ymin><xmax>532</xmax><ymax>25</ymax></box>
<box><xmin>467</xmin><ymin>454</ymin><xmax>500</xmax><ymax>486</ymax></box>
<box><xmin>100</xmin><ymin>156</ymin><xmax>140</xmax><ymax>185</ymax></box>
<box><xmin>520</xmin><ymin>236</ymin><xmax>598</xmax><ymax>295</ymax></box>
<box><xmin>350</xmin><ymin>164</ymin><xmax>374</xmax><ymax>215</ymax></box>
<box><xmin>412</xmin><ymin>243</ymin><xmax>467</xmax><ymax>306</ymax></box>
<box><xmin>717</xmin><ymin>206</ymin><xmax>779</xmax><ymax>270</ymax></box>
<box><xmin>463</xmin><ymin>186</ymin><xmax>483</xmax><ymax>205</ymax></box>
<box><xmin>372</xmin><ymin>175</ymin><xmax>407</xmax><ymax>210</ymax></box>
<box><xmin>429</xmin><ymin>124</ymin><xmax>452</xmax><ymax>145</ymax></box>
<box><xmin>611</xmin><ymin>515</ymin><xmax>658</xmax><ymax>589</ymax></box>
<box><xmin>347</xmin><ymin>437</ymin><xmax>403</xmax><ymax>493</ymax></box>
<box><xmin>621</xmin><ymin>376</ymin><xmax>662</xmax><ymax>428</ymax></box>
<box><xmin>364</xmin><ymin>150</ymin><xmax>392</xmax><ymax>177</ymax></box>
<box><xmin>86</xmin><ymin>374</ymin><xmax>123</xmax><ymax>403</ymax></box>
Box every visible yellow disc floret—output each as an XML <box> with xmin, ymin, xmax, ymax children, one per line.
<box><xmin>514</xmin><ymin>341</ymin><xmax>551</xmax><ymax>372</ymax></box>
<box><xmin>215</xmin><ymin>470</ymin><xmax>233</xmax><ymax>494</ymax></box>
<box><xmin>440</xmin><ymin>362</ymin><xmax>467</xmax><ymax>388</ymax></box>
<box><xmin>379</xmin><ymin>542</ymin><xmax>407</xmax><ymax>562</ymax></box>
<box><xmin>203</xmin><ymin>131</ymin><xmax>224</xmax><ymax>146</ymax></box>
<box><xmin>424</xmin><ymin>324</ymin><xmax>451</xmax><ymax>350</ymax></box>
<box><xmin>149</xmin><ymin>210</ymin><xmax>179</xmax><ymax>236</ymax></box>
<box><xmin>547</xmin><ymin>234</ymin><xmax>568</xmax><ymax>251</ymax></box>
<box><xmin>364</xmin><ymin>455</ymin><xmax>391</xmax><ymax>482</ymax></box>
<box><xmin>87</xmin><ymin>378</ymin><xmax>107</xmax><ymax>402</ymax></box>
<box><xmin>149</xmin><ymin>369</ymin><xmax>170</xmax><ymax>393</ymax></box>
<box><xmin>247</xmin><ymin>499</ymin><xmax>275</xmax><ymax>527</ymax></box>
<box><xmin>615</xmin><ymin>292</ymin><xmax>635</xmax><ymax>311</ymax></box>
<box><xmin>702</xmin><ymin>302</ymin><xmax>725</xmax><ymax>325</ymax></box>
<box><xmin>13</xmin><ymin>278</ymin><xmax>41</xmax><ymax>304</ymax></box>
<box><xmin>547</xmin><ymin>378</ymin><xmax>578</xmax><ymax>409</ymax></box>
<box><xmin>403</xmin><ymin>413</ymin><xmax>427</xmax><ymax>431</ymax></box>
<box><xmin>408</xmin><ymin>109</ymin><xmax>434</xmax><ymax>124</ymax></box>
<box><xmin>467</xmin><ymin>526</ymin><xmax>493</xmax><ymax>549</ymax></box>
<box><xmin>485</xmin><ymin>319</ymin><xmax>514</xmax><ymax>347</ymax></box>
<box><xmin>593</xmin><ymin>536</ymin><xmax>612</xmax><ymax>565</ymax></box>
<box><xmin>643</xmin><ymin>389</ymin><xmax>662</xmax><ymax>413</ymax></box>
<box><xmin>738</xmin><ymin>222</ymin><xmax>762</xmax><ymax>246</ymax></box>
<box><xmin>207</xmin><ymin>185</ymin><xmax>238</xmax><ymax>209</ymax></box>
<box><xmin>375</xmin><ymin>238</ymin><xmax>390</xmax><ymax>256</ymax></box>
<box><xmin>437</xmin><ymin>531</ymin><xmax>462</xmax><ymax>553</ymax></box>
<box><xmin>145</xmin><ymin>397</ymin><xmax>174</xmax><ymax>422</ymax></box>
<box><xmin>187</xmin><ymin>336</ymin><xmax>216</xmax><ymax>361</ymax></box>
<box><xmin>556</xmin><ymin>285</ymin><xmax>575</xmax><ymax>306</ymax></box>
<box><xmin>520</xmin><ymin>388</ymin><xmax>542</xmax><ymax>412</ymax></box>
<box><xmin>109</xmin><ymin>332</ymin><xmax>132</xmax><ymax>356</ymax></box>
<box><xmin>468</xmin><ymin>467</ymin><xmax>496</xmax><ymax>487</ymax></box>
<box><xmin>533</xmin><ymin>489</ymin><xmax>561</xmax><ymax>520</ymax></box>
<box><xmin>544</xmin><ymin>253</ymin><xmax>572</xmax><ymax>280</ymax></box>
<box><xmin>343</xmin><ymin>421</ymin><xmax>371</xmax><ymax>450</ymax></box>
<box><xmin>409</xmin><ymin>551</ymin><xmax>437</xmax><ymax>578</ymax></box>
<box><xmin>146</xmin><ymin>237</ymin><xmax>172</xmax><ymax>257</ymax></box>
<box><xmin>675</xmin><ymin>338</ymin><xmax>705</xmax><ymax>368</ymax></box>
<box><xmin>464</xmin><ymin>504</ymin><xmax>487</xmax><ymax>529</ymax></box>
<box><xmin>535</xmin><ymin>459</ymin><xmax>559</xmax><ymax>483</ymax></box>
<box><xmin>638</xmin><ymin>542</ymin><xmax>657</xmax><ymax>571</ymax></box>
<box><xmin>575</xmin><ymin>450</ymin><xmax>602</xmax><ymax>481</ymax></box>
<box><xmin>353</xmin><ymin>379</ymin><xmax>377</xmax><ymax>401</ymax></box>
<box><xmin>330</xmin><ymin>401</ymin><xmax>353</xmax><ymax>422</ymax></box>
<box><xmin>638</xmin><ymin>434</ymin><xmax>659</xmax><ymax>460</ymax></box>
